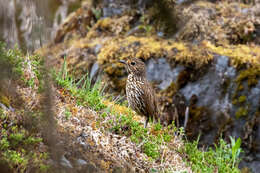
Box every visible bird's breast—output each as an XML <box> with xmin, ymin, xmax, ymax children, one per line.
<box><xmin>126</xmin><ymin>75</ymin><xmax>145</xmax><ymax>96</ymax></box>
<box><xmin>126</xmin><ymin>75</ymin><xmax>146</xmax><ymax>112</ymax></box>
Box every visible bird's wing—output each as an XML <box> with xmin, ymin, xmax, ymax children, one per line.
<box><xmin>141</xmin><ymin>80</ymin><xmax>158</xmax><ymax>119</ymax></box>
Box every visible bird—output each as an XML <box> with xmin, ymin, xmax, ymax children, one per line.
<box><xmin>119</xmin><ymin>58</ymin><xmax>159</xmax><ymax>127</ymax></box>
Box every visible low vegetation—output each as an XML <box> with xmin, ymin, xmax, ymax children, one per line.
<box><xmin>0</xmin><ymin>108</ymin><xmax>49</xmax><ymax>172</ymax></box>
<box><xmin>54</xmin><ymin>57</ymin><xmax>106</xmax><ymax>111</ymax></box>
<box><xmin>55</xmin><ymin>56</ymin><xmax>243</xmax><ymax>172</ymax></box>
<box><xmin>0</xmin><ymin>42</ymin><xmax>49</xmax><ymax>172</ymax></box>
<box><xmin>0</xmin><ymin>43</ymin><xmax>243</xmax><ymax>172</ymax></box>
<box><xmin>183</xmin><ymin>136</ymin><xmax>241</xmax><ymax>173</ymax></box>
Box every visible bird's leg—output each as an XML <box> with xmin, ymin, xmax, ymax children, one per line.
<box><xmin>144</xmin><ymin>117</ymin><xmax>149</xmax><ymax>128</ymax></box>
<box><xmin>153</xmin><ymin>116</ymin><xmax>158</xmax><ymax>124</ymax></box>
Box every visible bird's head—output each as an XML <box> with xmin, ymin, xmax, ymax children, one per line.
<box><xmin>119</xmin><ymin>58</ymin><xmax>146</xmax><ymax>77</ymax></box>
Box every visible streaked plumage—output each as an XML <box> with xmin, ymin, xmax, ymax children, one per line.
<box><xmin>120</xmin><ymin>58</ymin><xmax>159</xmax><ymax>127</ymax></box>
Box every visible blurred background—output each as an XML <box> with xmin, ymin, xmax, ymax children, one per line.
<box><xmin>0</xmin><ymin>0</ymin><xmax>81</xmax><ymax>52</ymax></box>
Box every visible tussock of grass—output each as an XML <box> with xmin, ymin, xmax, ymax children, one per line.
<box><xmin>0</xmin><ymin>42</ymin><xmax>24</xmax><ymax>77</ymax></box>
<box><xmin>54</xmin><ymin>57</ymin><xmax>106</xmax><ymax>111</ymax></box>
<box><xmin>103</xmin><ymin>111</ymin><xmax>178</xmax><ymax>159</ymax></box>
<box><xmin>183</xmin><ymin>136</ymin><xmax>242</xmax><ymax>173</ymax></box>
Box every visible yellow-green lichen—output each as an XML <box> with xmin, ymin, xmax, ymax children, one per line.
<box><xmin>232</xmin><ymin>99</ymin><xmax>238</xmax><ymax>105</ymax></box>
<box><xmin>0</xmin><ymin>94</ymin><xmax>10</xmax><ymax>108</ymax></box>
<box><xmin>238</xmin><ymin>84</ymin><xmax>244</xmax><ymax>91</ymax></box>
<box><xmin>86</xmin><ymin>16</ymin><xmax>132</xmax><ymax>39</ymax></box>
<box><xmin>236</xmin><ymin>68</ymin><xmax>260</xmax><ymax>85</ymax></box>
<box><xmin>204</xmin><ymin>41</ymin><xmax>260</xmax><ymax>67</ymax></box>
<box><xmin>98</xmin><ymin>36</ymin><xmax>213</xmax><ymax>77</ymax></box>
<box><xmin>235</xmin><ymin>107</ymin><xmax>248</xmax><ymax>119</ymax></box>
<box><xmin>232</xmin><ymin>67</ymin><xmax>260</xmax><ymax>108</ymax></box>
<box><xmin>238</xmin><ymin>95</ymin><xmax>247</xmax><ymax>103</ymax></box>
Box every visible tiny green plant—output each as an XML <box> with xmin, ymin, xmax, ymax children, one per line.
<box><xmin>91</xmin><ymin>8</ymin><xmax>102</xmax><ymax>20</ymax></box>
<box><xmin>9</xmin><ymin>132</ymin><xmax>25</xmax><ymax>146</ymax></box>
<box><xmin>230</xmin><ymin>136</ymin><xmax>242</xmax><ymax>168</ymax></box>
<box><xmin>0</xmin><ymin>42</ymin><xmax>24</xmax><ymax>77</ymax></box>
<box><xmin>143</xmin><ymin>139</ymin><xmax>160</xmax><ymax>159</ymax></box>
<box><xmin>55</xmin><ymin>57</ymin><xmax>106</xmax><ymax>111</ymax></box>
<box><xmin>138</xmin><ymin>25</ymin><xmax>153</xmax><ymax>33</ymax></box>
<box><xmin>0</xmin><ymin>109</ymin><xmax>49</xmax><ymax>172</ymax></box>
<box><xmin>3</xmin><ymin>150</ymin><xmax>28</xmax><ymax>172</ymax></box>
<box><xmin>183</xmin><ymin>135</ymin><xmax>242</xmax><ymax>173</ymax></box>
<box><xmin>64</xmin><ymin>108</ymin><xmax>72</xmax><ymax>120</ymax></box>
<box><xmin>104</xmin><ymin>109</ymin><xmax>176</xmax><ymax>159</ymax></box>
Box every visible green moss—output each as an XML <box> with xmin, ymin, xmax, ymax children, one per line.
<box><xmin>238</xmin><ymin>95</ymin><xmax>246</xmax><ymax>103</ymax></box>
<box><xmin>189</xmin><ymin>106</ymin><xmax>207</xmax><ymax>120</ymax></box>
<box><xmin>87</xmin><ymin>16</ymin><xmax>131</xmax><ymax>39</ymax></box>
<box><xmin>232</xmin><ymin>68</ymin><xmax>260</xmax><ymax>110</ymax></box>
<box><xmin>0</xmin><ymin>94</ymin><xmax>10</xmax><ymax>108</ymax></box>
<box><xmin>236</xmin><ymin>68</ymin><xmax>260</xmax><ymax>88</ymax></box>
<box><xmin>205</xmin><ymin>41</ymin><xmax>260</xmax><ymax>67</ymax></box>
<box><xmin>248</xmin><ymin>78</ymin><xmax>258</xmax><ymax>88</ymax></box>
<box><xmin>232</xmin><ymin>99</ymin><xmax>238</xmax><ymax>105</ymax></box>
<box><xmin>235</xmin><ymin>107</ymin><xmax>248</xmax><ymax>119</ymax></box>
<box><xmin>98</xmin><ymin>37</ymin><xmax>213</xmax><ymax>77</ymax></box>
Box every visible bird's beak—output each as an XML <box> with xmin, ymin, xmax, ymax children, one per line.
<box><xmin>119</xmin><ymin>60</ymin><xmax>126</xmax><ymax>64</ymax></box>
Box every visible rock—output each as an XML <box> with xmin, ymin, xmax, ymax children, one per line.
<box><xmin>103</xmin><ymin>7</ymin><xmax>123</xmax><ymax>17</ymax></box>
<box><xmin>76</xmin><ymin>159</ymin><xmax>87</xmax><ymax>166</ymax></box>
<box><xmin>146</xmin><ymin>58</ymin><xmax>184</xmax><ymax>90</ymax></box>
<box><xmin>90</xmin><ymin>62</ymin><xmax>100</xmax><ymax>81</ymax></box>
<box><xmin>60</xmin><ymin>155</ymin><xmax>73</xmax><ymax>168</ymax></box>
<box><xmin>100</xmin><ymin>0</ymin><xmax>133</xmax><ymax>17</ymax></box>
<box><xmin>246</xmin><ymin>161</ymin><xmax>260</xmax><ymax>173</ymax></box>
<box><xmin>94</xmin><ymin>44</ymin><xmax>103</xmax><ymax>54</ymax></box>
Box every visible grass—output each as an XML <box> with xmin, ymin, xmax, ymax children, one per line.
<box><xmin>0</xmin><ymin>42</ymin><xmax>24</xmax><ymax>77</ymax></box>
<box><xmin>101</xmin><ymin>105</ymin><xmax>182</xmax><ymax>159</ymax></box>
<box><xmin>102</xmin><ymin>107</ymin><xmax>242</xmax><ymax>172</ymax></box>
<box><xmin>183</xmin><ymin>136</ymin><xmax>242</xmax><ymax>173</ymax></box>
<box><xmin>54</xmin><ymin>57</ymin><xmax>106</xmax><ymax>111</ymax></box>
<box><xmin>0</xmin><ymin>41</ymin><xmax>44</xmax><ymax>90</ymax></box>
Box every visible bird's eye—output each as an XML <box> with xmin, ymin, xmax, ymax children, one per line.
<box><xmin>130</xmin><ymin>61</ymin><xmax>136</xmax><ymax>66</ymax></box>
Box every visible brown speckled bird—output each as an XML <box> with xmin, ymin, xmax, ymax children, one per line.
<box><xmin>120</xmin><ymin>58</ymin><xmax>159</xmax><ymax>127</ymax></box>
